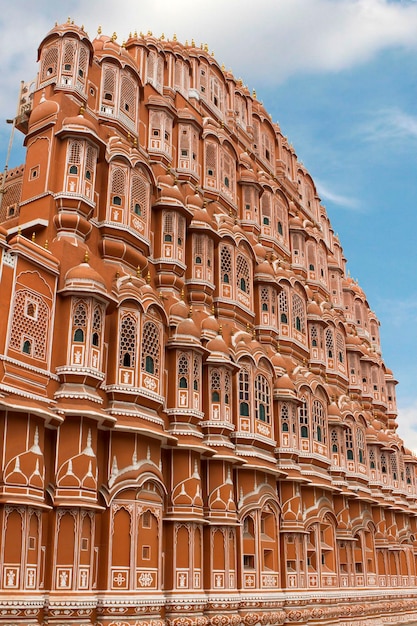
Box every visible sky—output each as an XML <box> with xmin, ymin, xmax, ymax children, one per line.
<box><xmin>1</xmin><ymin>0</ymin><xmax>416</xmax><ymax>447</ymax></box>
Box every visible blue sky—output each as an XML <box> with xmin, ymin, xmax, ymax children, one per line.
<box><xmin>1</xmin><ymin>0</ymin><xmax>417</xmax><ymax>446</ymax></box>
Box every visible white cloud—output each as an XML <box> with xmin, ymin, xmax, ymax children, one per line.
<box><xmin>2</xmin><ymin>0</ymin><xmax>417</xmax><ymax>121</ymax></box>
<box><xmin>315</xmin><ymin>179</ymin><xmax>360</xmax><ymax>210</ymax></box>
<box><xmin>397</xmin><ymin>399</ymin><xmax>417</xmax><ymax>454</ymax></box>
<box><xmin>361</xmin><ymin>107</ymin><xmax>417</xmax><ymax>143</ymax></box>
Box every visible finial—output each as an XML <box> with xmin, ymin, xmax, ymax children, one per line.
<box><xmin>173</xmin><ymin>33</ymin><xmax>177</xmax><ymax>41</ymax></box>
<box><xmin>122</xmin><ymin>40</ymin><xmax>126</xmax><ymax>48</ymax></box>
<box><xmin>115</xmin><ymin>271</ymin><xmax>120</xmax><ymax>280</ymax></box>
<box><xmin>129</xmin><ymin>32</ymin><xmax>132</xmax><ymax>38</ymax></box>
<box><xmin>111</xmin><ymin>32</ymin><xmax>117</xmax><ymax>41</ymax></box>
<box><xmin>188</xmin><ymin>305</ymin><xmax>193</xmax><ymax>318</ymax></box>
<box><xmin>221</xmin><ymin>63</ymin><xmax>225</xmax><ymax>71</ymax></box>
<box><xmin>44</xmin><ymin>240</ymin><xmax>48</xmax><ymax>249</ymax></box>
<box><xmin>180</xmin><ymin>288</ymin><xmax>185</xmax><ymax>301</ymax></box>
<box><xmin>17</xmin><ymin>227</ymin><xmax>21</xmax><ymax>235</ymax></box>
<box><xmin>204</xmin><ymin>43</ymin><xmax>209</xmax><ymax>52</ymax></box>
<box><xmin>211</xmin><ymin>304</ymin><xmax>215</xmax><ymax>315</ymax></box>
<box><xmin>136</xmin><ymin>266</ymin><xmax>141</xmax><ymax>278</ymax></box>
<box><xmin>185</xmin><ymin>39</ymin><xmax>189</xmax><ymax>46</ymax></box>
<box><xmin>67</xmin><ymin>17</ymin><xmax>71</xmax><ymax>24</ymax></box>
<box><xmin>84</xmin><ymin>250</ymin><xmax>89</xmax><ymax>263</ymax></box>
<box><xmin>81</xmin><ymin>25</ymin><xmax>85</xmax><ymax>31</ymax></box>
<box><xmin>191</xmin><ymin>38</ymin><xmax>195</xmax><ymax>47</ymax></box>
<box><xmin>134</xmin><ymin>30</ymin><xmax>138</xmax><ymax>37</ymax></box>
<box><xmin>252</xmin><ymin>89</ymin><xmax>257</xmax><ymax>98</ymax></box>
<box><xmin>97</xmin><ymin>25</ymin><xmax>102</xmax><ymax>35</ymax></box>
<box><xmin>146</xmin><ymin>272</ymin><xmax>151</xmax><ymax>284</ymax></box>
<box><xmin>79</xmin><ymin>105</ymin><xmax>85</xmax><ymax>115</ymax></box>
<box><xmin>147</xmin><ymin>30</ymin><xmax>153</xmax><ymax>36</ymax></box>
<box><xmin>32</xmin><ymin>232</ymin><xmax>35</xmax><ymax>242</ymax></box>
<box><xmin>219</xmin><ymin>325</ymin><xmax>223</xmax><ymax>336</ymax></box>
<box><xmin>161</xmin><ymin>32</ymin><xmax>165</xmax><ymax>40</ymax></box>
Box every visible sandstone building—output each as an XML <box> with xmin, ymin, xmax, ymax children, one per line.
<box><xmin>0</xmin><ymin>18</ymin><xmax>416</xmax><ymax>626</ymax></box>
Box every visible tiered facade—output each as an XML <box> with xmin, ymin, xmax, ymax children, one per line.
<box><xmin>0</xmin><ymin>19</ymin><xmax>417</xmax><ymax>626</ymax></box>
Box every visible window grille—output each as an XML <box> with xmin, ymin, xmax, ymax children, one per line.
<box><xmin>292</xmin><ymin>293</ymin><xmax>305</xmax><ymax>334</ymax></box>
<box><xmin>345</xmin><ymin>427</ymin><xmax>354</xmax><ymax>460</ymax></box>
<box><xmin>220</xmin><ymin>246</ymin><xmax>232</xmax><ymax>284</ymax></box>
<box><xmin>312</xmin><ymin>400</ymin><xmax>325</xmax><ymax>443</ymax></box>
<box><xmin>41</xmin><ymin>46</ymin><xmax>59</xmax><ymax>81</ymax></box>
<box><xmin>255</xmin><ymin>374</ymin><xmax>270</xmax><ymax>423</ymax></box>
<box><xmin>141</xmin><ymin>322</ymin><xmax>160</xmax><ymax>376</ymax></box>
<box><xmin>236</xmin><ymin>254</ymin><xmax>250</xmax><ymax>295</ymax></box>
<box><xmin>325</xmin><ymin>328</ymin><xmax>334</xmax><ymax>358</ymax></box>
<box><xmin>9</xmin><ymin>289</ymin><xmax>48</xmax><ymax>360</ymax></box>
<box><xmin>119</xmin><ymin>313</ymin><xmax>137</xmax><ymax>368</ymax></box>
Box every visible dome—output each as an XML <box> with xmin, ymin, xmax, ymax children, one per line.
<box><xmin>170</xmin><ymin>299</ymin><xmax>189</xmax><ymax>320</ymax></box>
<box><xmin>63</xmin><ymin>257</ymin><xmax>107</xmax><ymax>297</ymax></box>
<box><xmin>307</xmin><ymin>300</ymin><xmax>322</xmax><ymax>317</ymax></box>
<box><xmin>206</xmin><ymin>333</ymin><xmax>230</xmax><ymax>358</ymax></box>
<box><xmin>255</xmin><ymin>259</ymin><xmax>274</xmax><ymax>278</ymax></box>
<box><xmin>29</xmin><ymin>96</ymin><xmax>59</xmax><ymax>128</ymax></box>
<box><xmin>62</xmin><ymin>111</ymin><xmax>98</xmax><ymax>134</ymax></box>
<box><xmin>201</xmin><ymin>313</ymin><xmax>219</xmax><ymax>335</ymax></box>
<box><xmin>38</xmin><ymin>20</ymin><xmax>92</xmax><ymax>59</ymax></box>
<box><xmin>176</xmin><ymin>317</ymin><xmax>200</xmax><ymax>339</ymax></box>
<box><xmin>274</xmin><ymin>374</ymin><xmax>296</xmax><ymax>392</ymax></box>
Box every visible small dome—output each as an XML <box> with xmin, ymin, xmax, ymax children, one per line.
<box><xmin>29</xmin><ymin>97</ymin><xmax>59</xmax><ymax>127</ymax></box>
<box><xmin>307</xmin><ymin>300</ymin><xmax>322</xmax><ymax>317</ymax></box>
<box><xmin>271</xmin><ymin>352</ymin><xmax>286</xmax><ymax>371</ymax></box>
<box><xmin>206</xmin><ymin>333</ymin><xmax>230</xmax><ymax>357</ymax></box>
<box><xmin>328</xmin><ymin>400</ymin><xmax>342</xmax><ymax>421</ymax></box>
<box><xmin>186</xmin><ymin>192</ymin><xmax>205</xmax><ymax>211</ymax></box>
<box><xmin>255</xmin><ymin>260</ymin><xmax>274</xmax><ymax>278</ymax></box>
<box><xmin>62</xmin><ymin>111</ymin><xmax>98</xmax><ymax>134</ymax></box>
<box><xmin>202</xmin><ymin>313</ymin><xmax>219</xmax><ymax>335</ymax></box>
<box><xmin>64</xmin><ymin>258</ymin><xmax>106</xmax><ymax>294</ymax></box>
<box><xmin>274</xmin><ymin>374</ymin><xmax>296</xmax><ymax>392</ymax></box>
<box><xmin>176</xmin><ymin>317</ymin><xmax>200</xmax><ymax>339</ymax></box>
<box><xmin>253</xmin><ymin>243</ymin><xmax>266</xmax><ymax>261</ymax></box>
<box><xmin>170</xmin><ymin>299</ymin><xmax>189</xmax><ymax>320</ymax></box>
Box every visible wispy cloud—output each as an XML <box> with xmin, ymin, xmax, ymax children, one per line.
<box><xmin>375</xmin><ymin>295</ymin><xmax>417</xmax><ymax>327</ymax></box>
<box><xmin>397</xmin><ymin>399</ymin><xmax>417</xmax><ymax>454</ymax></box>
<box><xmin>361</xmin><ymin>107</ymin><xmax>417</xmax><ymax>142</ymax></box>
<box><xmin>315</xmin><ymin>179</ymin><xmax>360</xmax><ymax>210</ymax></box>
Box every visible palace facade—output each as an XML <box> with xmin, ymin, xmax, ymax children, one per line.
<box><xmin>0</xmin><ymin>18</ymin><xmax>416</xmax><ymax>626</ymax></box>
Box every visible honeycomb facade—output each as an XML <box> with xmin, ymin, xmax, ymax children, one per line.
<box><xmin>0</xmin><ymin>19</ymin><xmax>416</xmax><ymax>626</ymax></box>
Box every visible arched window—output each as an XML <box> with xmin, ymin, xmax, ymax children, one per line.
<box><xmin>178</xmin><ymin>353</ymin><xmax>189</xmax><ymax>389</ymax></box>
<box><xmin>292</xmin><ymin>293</ymin><xmax>305</xmax><ymax>335</ymax></box>
<box><xmin>22</xmin><ymin>339</ymin><xmax>32</xmax><ymax>354</ymax></box>
<box><xmin>313</xmin><ymin>400</ymin><xmax>326</xmax><ymax>444</ymax></box>
<box><xmin>239</xmin><ymin>367</ymin><xmax>250</xmax><ymax>417</ymax></box>
<box><xmin>240</xmin><ymin>402</ymin><xmax>249</xmax><ymax>416</ymax></box>
<box><xmin>279</xmin><ymin>289</ymin><xmax>288</xmax><ymax>326</ymax></box>
<box><xmin>119</xmin><ymin>313</ymin><xmax>137</xmax><ymax>370</ymax></box>
<box><xmin>69</xmin><ymin>165</ymin><xmax>78</xmax><ymax>175</ymax></box>
<box><xmin>141</xmin><ymin>321</ymin><xmax>160</xmax><ymax>378</ymax></box>
<box><xmin>345</xmin><ymin>427</ymin><xmax>354</xmax><ymax>460</ymax></box>
<box><xmin>255</xmin><ymin>374</ymin><xmax>270</xmax><ymax>423</ymax></box>
<box><xmin>145</xmin><ymin>355</ymin><xmax>154</xmax><ymax>374</ymax></box>
<box><xmin>74</xmin><ymin>328</ymin><xmax>84</xmax><ymax>342</ymax></box>
<box><xmin>236</xmin><ymin>254</ymin><xmax>251</xmax><ymax>297</ymax></box>
<box><xmin>331</xmin><ymin>429</ymin><xmax>338</xmax><ymax>453</ymax></box>
<box><xmin>299</xmin><ymin>399</ymin><xmax>309</xmax><ymax>438</ymax></box>
<box><xmin>73</xmin><ymin>301</ymin><xmax>87</xmax><ymax>343</ymax></box>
